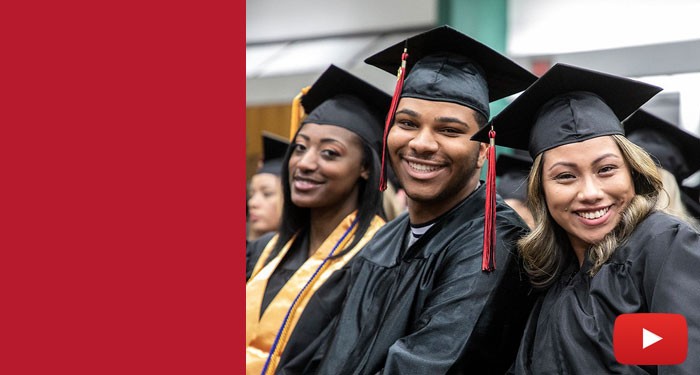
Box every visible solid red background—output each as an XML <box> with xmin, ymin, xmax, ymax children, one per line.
<box><xmin>1</xmin><ymin>1</ymin><xmax>243</xmax><ymax>373</ymax></box>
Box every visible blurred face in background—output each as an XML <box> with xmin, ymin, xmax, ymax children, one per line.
<box><xmin>247</xmin><ymin>173</ymin><xmax>283</xmax><ymax>239</ymax></box>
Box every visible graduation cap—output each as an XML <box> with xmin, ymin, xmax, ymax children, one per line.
<box><xmin>470</xmin><ymin>63</ymin><xmax>661</xmax><ymax>271</ymax></box>
<box><xmin>681</xmin><ymin>185</ymin><xmax>700</xmax><ymax>220</ymax></box>
<box><xmin>472</xmin><ymin>63</ymin><xmax>663</xmax><ymax>158</ymax></box>
<box><xmin>365</xmin><ymin>25</ymin><xmax>537</xmax><ymax>190</ymax></box>
<box><xmin>365</xmin><ymin>25</ymin><xmax>537</xmax><ymax>120</ymax></box>
<box><xmin>366</xmin><ymin>25</ymin><xmax>536</xmax><ymax>272</ymax></box>
<box><xmin>297</xmin><ymin>64</ymin><xmax>390</xmax><ymax>155</ymax></box>
<box><xmin>257</xmin><ymin>131</ymin><xmax>289</xmax><ymax>176</ymax></box>
<box><xmin>496</xmin><ymin>152</ymin><xmax>533</xmax><ymax>202</ymax></box>
<box><xmin>623</xmin><ymin>110</ymin><xmax>700</xmax><ymax>182</ymax></box>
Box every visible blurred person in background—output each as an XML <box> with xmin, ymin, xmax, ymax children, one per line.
<box><xmin>382</xmin><ymin>167</ymin><xmax>408</xmax><ymax>221</ymax></box>
<box><xmin>496</xmin><ymin>151</ymin><xmax>535</xmax><ymax>229</ymax></box>
<box><xmin>247</xmin><ymin>132</ymin><xmax>288</xmax><ymax>243</ymax></box>
<box><xmin>624</xmin><ymin>109</ymin><xmax>700</xmax><ymax>227</ymax></box>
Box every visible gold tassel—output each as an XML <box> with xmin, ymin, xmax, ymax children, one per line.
<box><xmin>289</xmin><ymin>86</ymin><xmax>311</xmax><ymax>140</ymax></box>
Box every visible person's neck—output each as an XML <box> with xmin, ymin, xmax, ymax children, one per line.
<box><xmin>572</xmin><ymin>244</ymin><xmax>587</xmax><ymax>267</ymax></box>
<box><xmin>407</xmin><ymin>178</ymin><xmax>479</xmax><ymax>225</ymax></box>
<box><xmin>308</xmin><ymin>202</ymin><xmax>357</xmax><ymax>257</ymax></box>
<box><xmin>568</xmin><ymin>233</ymin><xmax>590</xmax><ymax>266</ymax></box>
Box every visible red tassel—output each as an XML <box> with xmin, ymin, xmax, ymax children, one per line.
<box><xmin>482</xmin><ymin>128</ymin><xmax>497</xmax><ymax>272</ymax></box>
<box><xmin>379</xmin><ymin>48</ymin><xmax>408</xmax><ymax>192</ymax></box>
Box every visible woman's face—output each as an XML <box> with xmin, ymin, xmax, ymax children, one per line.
<box><xmin>288</xmin><ymin>123</ymin><xmax>368</xmax><ymax>212</ymax></box>
<box><xmin>541</xmin><ymin>136</ymin><xmax>635</xmax><ymax>253</ymax></box>
<box><xmin>247</xmin><ymin>173</ymin><xmax>283</xmax><ymax>236</ymax></box>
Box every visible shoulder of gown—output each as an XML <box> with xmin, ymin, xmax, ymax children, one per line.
<box><xmin>246</xmin><ymin>231</ymin><xmax>276</xmax><ymax>281</ymax></box>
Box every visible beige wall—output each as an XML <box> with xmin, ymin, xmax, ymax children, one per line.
<box><xmin>246</xmin><ymin>104</ymin><xmax>291</xmax><ymax>181</ymax></box>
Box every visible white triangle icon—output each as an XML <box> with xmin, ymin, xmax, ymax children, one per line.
<box><xmin>643</xmin><ymin>328</ymin><xmax>663</xmax><ymax>349</ymax></box>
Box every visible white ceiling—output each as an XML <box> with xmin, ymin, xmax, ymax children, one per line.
<box><xmin>508</xmin><ymin>0</ymin><xmax>700</xmax><ymax>56</ymax></box>
<box><xmin>246</xmin><ymin>0</ymin><xmax>700</xmax><ymax>133</ymax></box>
<box><xmin>246</xmin><ymin>0</ymin><xmax>437</xmax><ymax>44</ymax></box>
<box><xmin>246</xmin><ymin>0</ymin><xmax>438</xmax><ymax>105</ymax></box>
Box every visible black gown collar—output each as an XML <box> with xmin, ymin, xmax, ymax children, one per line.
<box><xmin>361</xmin><ymin>182</ymin><xmax>488</xmax><ymax>267</ymax></box>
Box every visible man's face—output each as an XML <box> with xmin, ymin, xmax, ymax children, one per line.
<box><xmin>387</xmin><ymin>97</ymin><xmax>487</xmax><ymax>219</ymax></box>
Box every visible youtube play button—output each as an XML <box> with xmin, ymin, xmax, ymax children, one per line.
<box><xmin>643</xmin><ymin>328</ymin><xmax>662</xmax><ymax>349</ymax></box>
<box><xmin>614</xmin><ymin>313</ymin><xmax>687</xmax><ymax>365</ymax></box>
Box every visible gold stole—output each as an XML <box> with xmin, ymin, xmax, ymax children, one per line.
<box><xmin>245</xmin><ymin>212</ymin><xmax>384</xmax><ymax>375</ymax></box>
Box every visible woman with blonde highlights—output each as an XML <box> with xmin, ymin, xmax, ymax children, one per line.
<box><xmin>473</xmin><ymin>63</ymin><xmax>700</xmax><ymax>373</ymax></box>
<box><xmin>520</xmin><ymin>135</ymin><xmax>663</xmax><ymax>288</ymax></box>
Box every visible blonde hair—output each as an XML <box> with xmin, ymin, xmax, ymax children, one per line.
<box><xmin>518</xmin><ymin>135</ymin><xmax>663</xmax><ymax>288</ymax></box>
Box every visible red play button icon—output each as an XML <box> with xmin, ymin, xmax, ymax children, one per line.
<box><xmin>614</xmin><ymin>313</ymin><xmax>687</xmax><ymax>365</ymax></box>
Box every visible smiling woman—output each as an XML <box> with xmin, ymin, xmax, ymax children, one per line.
<box><xmin>540</xmin><ymin>136</ymin><xmax>636</xmax><ymax>265</ymax></box>
<box><xmin>288</xmin><ymin>123</ymin><xmax>367</xmax><ymax>214</ymax></box>
<box><xmin>473</xmin><ymin>63</ymin><xmax>700</xmax><ymax>373</ymax></box>
<box><xmin>244</xmin><ymin>65</ymin><xmax>389</xmax><ymax>375</ymax></box>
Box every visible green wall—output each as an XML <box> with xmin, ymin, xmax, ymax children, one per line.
<box><xmin>438</xmin><ymin>0</ymin><xmax>515</xmax><ymax>177</ymax></box>
<box><xmin>439</xmin><ymin>0</ymin><xmax>508</xmax><ymax>117</ymax></box>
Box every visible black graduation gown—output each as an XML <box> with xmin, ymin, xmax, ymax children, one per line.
<box><xmin>280</xmin><ymin>183</ymin><xmax>534</xmax><ymax>375</ymax></box>
<box><xmin>274</xmin><ymin>261</ymin><xmax>354</xmax><ymax>372</ymax></box>
<box><xmin>246</xmin><ymin>231</ymin><xmax>276</xmax><ymax>281</ymax></box>
<box><xmin>511</xmin><ymin>211</ymin><xmax>700</xmax><ymax>374</ymax></box>
<box><xmin>246</xmin><ymin>229</ymin><xmax>363</xmax><ymax>375</ymax></box>
<box><xmin>246</xmin><ymin>231</ymin><xmax>316</xmax><ymax>315</ymax></box>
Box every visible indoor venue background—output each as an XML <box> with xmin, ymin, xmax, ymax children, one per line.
<box><xmin>246</xmin><ymin>0</ymin><xmax>700</xmax><ymax>187</ymax></box>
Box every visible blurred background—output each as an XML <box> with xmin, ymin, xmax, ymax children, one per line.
<box><xmin>246</xmin><ymin>0</ymin><xmax>700</xmax><ymax>186</ymax></box>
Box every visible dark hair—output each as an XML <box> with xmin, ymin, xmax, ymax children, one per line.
<box><xmin>271</xmin><ymin>126</ymin><xmax>383</xmax><ymax>259</ymax></box>
<box><xmin>473</xmin><ymin>110</ymin><xmax>487</xmax><ymax>129</ymax></box>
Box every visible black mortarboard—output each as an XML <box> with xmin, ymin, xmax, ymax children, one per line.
<box><xmin>364</xmin><ymin>25</ymin><xmax>537</xmax><ymax>120</ymax></box>
<box><xmin>257</xmin><ymin>131</ymin><xmax>289</xmax><ymax>176</ymax></box>
<box><xmin>496</xmin><ymin>152</ymin><xmax>533</xmax><ymax>201</ymax></box>
<box><xmin>300</xmin><ymin>65</ymin><xmax>390</xmax><ymax>155</ymax></box>
<box><xmin>681</xmin><ymin>186</ymin><xmax>700</xmax><ymax>219</ymax></box>
<box><xmin>473</xmin><ymin>63</ymin><xmax>663</xmax><ymax>158</ymax></box>
<box><xmin>623</xmin><ymin>110</ymin><xmax>700</xmax><ymax>181</ymax></box>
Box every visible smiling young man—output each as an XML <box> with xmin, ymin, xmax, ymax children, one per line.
<box><xmin>276</xmin><ymin>26</ymin><xmax>538</xmax><ymax>375</ymax></box>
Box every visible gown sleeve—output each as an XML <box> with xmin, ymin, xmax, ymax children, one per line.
<box><xmin>640</xmin><ymin>220</ymin><xmax>700</xmax><ymax>374</ymax></box>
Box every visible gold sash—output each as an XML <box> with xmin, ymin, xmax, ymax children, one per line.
<box><xmin>245</xmin><ymin>212</ymin><xmax>384</xmax><ymax>375</ymax></box>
